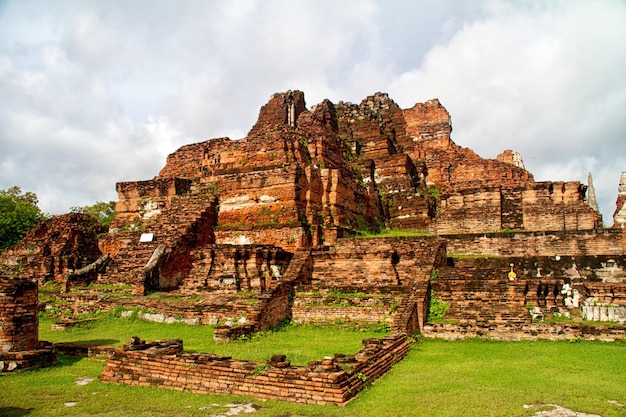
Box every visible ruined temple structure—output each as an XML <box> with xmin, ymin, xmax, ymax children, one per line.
<box><xmin>107</xmin><ymin>91</ymin><xmax>604</xmax><ymax>251</ymax></box>
<box><xmin>1</xmin><ymin>90</ymin><xmax>625</xmax><ymax>344</ymax></box>
<box><xmin>0</xmin><ymin>213</ymin><xmax>104</xmax><ymax>285</ymax></box>
<box><xmin>2</xmin><ymin>89</ymin><xmax>625</xmax><ymax>399</ymax></box>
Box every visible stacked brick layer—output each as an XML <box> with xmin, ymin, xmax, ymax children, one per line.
<box><xmin>423</xmin><ymin>322</ymin><xmax>626</xmax><ymax>341</ymax></box>
<box><xmin>0</xmin><ymin>277</ymin><xmax>39</xmax><ymax>352</ymax></box>
<box><xmin>101</xmin><ymin>334</ymin><xmax>412</xmax><ymax>405</ymax></box>
<box><xmin>445</xmin><ymin>229</ymin><xmax>624</xmax><ymax>257</ymax></box>
<box><xmin>0</xmin><ymin>276</ymin><xmax>56</xmax><ymax>372</ymax></box>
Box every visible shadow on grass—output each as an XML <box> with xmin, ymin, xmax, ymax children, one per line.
<box><xmin>55</xmin><ymin>354</ymin><xmax>86</xmax><ymax>368</ymax></box>
<box><xmin>0</xmin><ymin>406</ymin><xmax>34</xmax><ymax>416</ymax></box>
<box><xmin>57</xmin><ymin>339</ymin><xmax>120</xmax><ymax>346</ymax></box>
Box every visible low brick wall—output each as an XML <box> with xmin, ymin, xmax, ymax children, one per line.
<box><xmin>100</xmin><ymin>334</ymin><xmax>412</xmax><ymax>405</ymax></box>
<box><xmin>423</xmin><ymin>322</ymin><xmax>626</xmax><ymax>341</ymax></box>
<box><xmin>444</xmin><ymin>229</ymin><xmax>624</xmax><ymax>257</ymax></box>
<box><xmin>432</xmin><ymin>279</ymin><xmax>529</xmax><ymax>323</ymax></box>
<box><xmin>292</xmin><ymin>305</ymin><xmax>395</xmax><ymax>324</ymax></box>
<box><xmin>60</xmin><ymin>295</ymin><xmax>252</xmax><ymax>325</ymax></box>
<box><xmin>292</xmin><ymin>292</ymin><xmax>403</xmax><ymax>325</ymax></box>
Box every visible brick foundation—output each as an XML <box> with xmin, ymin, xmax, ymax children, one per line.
<box><xmin>423</xmin><ymin>322</ymin><xmax>626</xmax><ymax>341</ymax></box>
<box><xmin>100</xmin><ymin>333</ymin><xmax>412</xmax><ymax>405</ymax></box>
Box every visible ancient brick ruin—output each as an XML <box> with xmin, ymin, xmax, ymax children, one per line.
<box><xmin>0</xmin><ymin>213</ymin><xmax>104</xmax><ymax>286</ymax></box>
<box><xmin>0</xmin><ymin>276</ymin><xmax>56</xmax><ymax>371</ymax></box>
<box><xmin>1</xmin><ymin>90</ymin><xmax>624</xmax><ymax>402</ymax></box>
<box><xmin>92</xmin><ymin>90</ymin><xmax>624</xmax><ymax>337</ymax></box>
<box><xmin>100</xmin><ymin>334</ymin><xmax>411</xmax><ymax>405</ymax></box>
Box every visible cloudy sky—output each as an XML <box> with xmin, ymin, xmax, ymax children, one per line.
<box><xmin>1</xmin><ymin>0</ymin><xmax>625</xmax><ymax>223</ymax></box>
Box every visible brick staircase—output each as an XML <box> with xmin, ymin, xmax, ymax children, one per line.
<box><xmin>100</xmin><ymin>191</ymin><xmax>217</xmax><ymax>292</ymax></box>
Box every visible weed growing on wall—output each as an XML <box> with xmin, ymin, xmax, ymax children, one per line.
<box><xmin>426</xmin><ymin>290</ymin><xmax>449</xmax><ymax>322</ymax></box>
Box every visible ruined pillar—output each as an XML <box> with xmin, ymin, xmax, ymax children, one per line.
<box><xmin>0</xmin><ymin>276</ymin><xmax>39</xmax><ymax>352</ymax></box>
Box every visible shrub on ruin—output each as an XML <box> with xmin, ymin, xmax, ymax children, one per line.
<box><xmin>71</xmin><ymin>200</ymin><xmax>116</xmax><ymax>229</ymax></box>
<box><xmin>426</xmin><ymin>290</ymin><xmax>449</xmax><ymax>322</ymax></box>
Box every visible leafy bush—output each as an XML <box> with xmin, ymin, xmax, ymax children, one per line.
<box><xmin>426</xmin><ymin>290</ymin><xmax>449</xmax><ymax>322</ymax></box>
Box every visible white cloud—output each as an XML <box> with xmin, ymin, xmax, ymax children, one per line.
<box><xmin>389</xmin><ymin>0</ymin><xmax>626</xmax><ymax>220</ymax></box>
<box><xmin>0</xmin><ymin>0</ymin><xmax>624</xmax><ymax>223</ymax></box>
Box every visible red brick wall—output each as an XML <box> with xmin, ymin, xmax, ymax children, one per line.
<box><xmin>444</xmin><ymin>229</ymin><xmax>624</xmax><ymax>257</ymax></box>
<box><xmin>292</xmin><ymin>305</ymin><xmax>397</xmax><ymax>324</ymax></box>
<box><xmin>423</xmin><ymin>322</ymin><xmax>626</xmax><ymax>341</ymax></box>
<box><xmin>310</xmin><ymin>237</ymin><xmax>446</xmax><ymax>288</ymax></box>
<box><xmin>0</xmin><ymin>276</ymin><xmax>57</xmax><ymax>372</ymax></box>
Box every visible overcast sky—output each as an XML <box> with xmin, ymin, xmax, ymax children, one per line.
<box><xmin>1</xmin><ymin>0</ymin><xmax>625</xmax><ymax>223</ymax></box>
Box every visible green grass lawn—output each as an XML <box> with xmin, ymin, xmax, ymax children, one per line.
<box><xmin>1</xmin><ymin>316</ymin><xmax>625</xmax><ymax>417</ymax></box>
<box><xmin>37</xmin><ymin>314</ymin><xmax>386</xmax><ymax>366</ymax></box>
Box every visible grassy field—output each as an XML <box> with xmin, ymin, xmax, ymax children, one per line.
<box><xmin>1</xmin><ymin>315</ymin><xmax>625</xmax><ymax>417</ymax></box>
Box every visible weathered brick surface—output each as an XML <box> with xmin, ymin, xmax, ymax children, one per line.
<box><xmin>0</xmin><ymin>213</ymin><xmax>103</xmax><ymax>283</ymax></box>
<box><xmin>335</xmin><ymin>93</ymin><xmax>407</xmax><ymax>160</ymax></box>
<box><xmin>100</xmin><ymin>190</ymin><xmax>218</xmax><ymax>293</ymax></box>
<box><xmin>292</xmin><ymin>305</ymin><xmax>396</xmax><ymax>324</ymax></box>
<box><xmin>426</xmin><ymin>256</ymin><xmax>626</xmax><ymax>339</ymax></box>
<box><xmin>294</xmin><ymin>237</ymin><xmax>446</xmax><ymax>333</ymax></box>
<box><xmin>401</xmin><ymin>99</ymin><xmax>534</xmax><ymax>192</ymax></box>
<box><xmin>436</xmin><ymin>183</ymin><xmax>601</xmax><ymax>235</ymax></box>
<box><xmin>210</xmin><ymin>250</ymin><xmax>314</xmax><ymax>341</ymax></box>
<box><xmin>432</xmin><ymin>279</ymin><xmax>528</xmax><ymax>324</ymax></box>
<box><xmin>310</xmin><ymin>237</ymin><xmax>446</xmax><ymax>288</ymax></box>
<box><xmin>100</xmin><ymin>333</ymin><xmax>412</xmax><ymax>405</ymax></box>
<box><xmin>445</xmin><ymin>229</ymin><xmax>624</xmax><ymax>257</ymax></box>
<box><xmin>372</xmin><ymin>154</ymin><xmax>435</xmax><ymax>229</ymax></box>
<box><xmin>444</xmin><ymin>255</ymin><xmax>626</xmax><ymax>284</ymax></box>
<box><xmin>520</xmin><ymin>182</ymin><xmax>601</xmax><ymax>231</ymax></box>
<box><xmin>423</xmin><ymin>322</ymin><xmax>626</xmax><ymax>341</ymax></box>
<box><xmin>0</xmin><ymin>346</ymin><xmax>57</xmax><ymax>372</ymax></box>
<box><xmin>182</xmin><ymin>244</ymin><xmax>291</xmax><ymax>294</ymax></box>
<box><xmin>0</xmin><ymin>276</ymin><xmax>56</xmax><ymax>371</ymax></box>
<box><xmin>0</xmin><ymin>277</ymin><xmax>39</xmax><ymax>352</ymax></box>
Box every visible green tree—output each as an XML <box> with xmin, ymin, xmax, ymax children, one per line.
<box><xmin>0</xmin><ymin>186</ymin><xmax>47</xmax><ymax>251</ymax></box>
<box><xmin>71</xmin><ymin>200</ymin><xmax>116</xmax><ymax>229</ymax></box>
